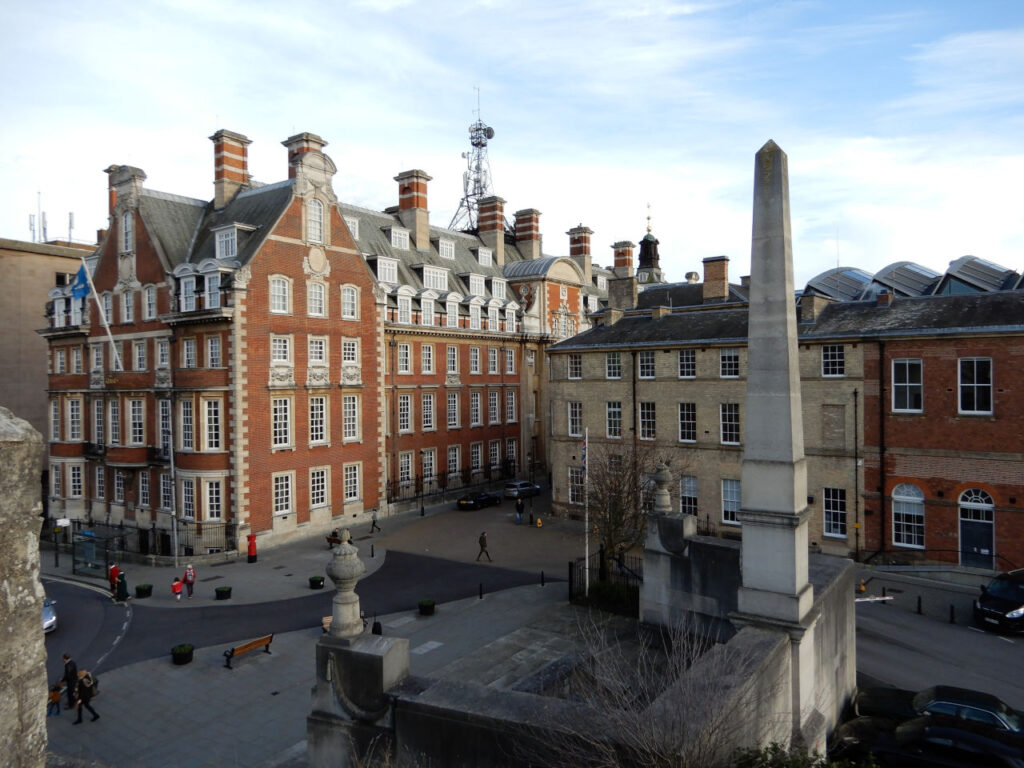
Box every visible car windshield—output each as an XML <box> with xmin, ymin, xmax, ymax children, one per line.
<box><xmin>987</xmin><ymin>577</ymin><xmax>1024</xmax><ymax>603</ymax></box>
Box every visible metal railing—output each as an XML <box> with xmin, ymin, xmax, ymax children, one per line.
<box><xmin>568</xmin><ymin>545</ymin><xmax>643</xmax><ymax>617</ymax></box>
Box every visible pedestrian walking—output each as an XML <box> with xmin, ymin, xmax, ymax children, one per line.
<box><xmin>108</xmin><ymin>562</ymin><xmax>119</xmax><ymax>594</ymax></box>
<box><xmin>61</xmin><ymin>654</ymin><xmax>78</xmax><ymax>709</ymax></box>
<box><xmin>476</xmin><ymin>531</ymin><xmax>492</xmax><ymax>562</ymax></box>
<box><xmin>73</xmin><ymin>669</ymin><xmax>99</xmax><ymax>724</ymax></box>
<box><xmin>515</xmin><ymin>497</ymin><xmax>524</xmax><ymax>525</ymax></box>
<box><xmin>47</xmin><ymin>682</ymin><xmax>62</xmax><ymax>717</ymax></box>
<box><xmin>171</xmin><ymin>577</ymin><xmax>183</xmax><ymax>601</ymax></box>
<box><xmin>370</xmin><ymin>508</ymin><xmax>381</xmax><ymax>533</ymax></box>
<box><xmin>183</xmin><ymin>564</ymin><xmax>197</xmax><ymax>598</ymax></box>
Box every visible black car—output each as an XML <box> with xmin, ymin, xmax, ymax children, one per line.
<box><xmin>975</xmin><ymin>569</ymin><xmax>1024</xmax><ymax>633</ymax></box>
<box><xmin>853</xmin><ymin>685</ymin><xmax>1023</xmax><ymax>734</ymax></box>
<box><xmin>833</xmin><ymin>715</ymin><xmax>1024</xmax><ymax>767</ymax></box>
<box><xmin>456</xmin><ymin>492</ymin><xmax>502</xmax><ymax>510</ymax></box>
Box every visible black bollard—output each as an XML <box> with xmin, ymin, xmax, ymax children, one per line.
<box><xmin>950</xmin><ymin>604</ymin><xmax>956</xmax><ymax>624</ymax></box>
<box><xmin>479</xmin><ymin>582</ymin><xmax>484</xmax><ymax>600</ymax></box>
<box><xmin>882</xmin><ymin>586</ymin><xmax>887</xmax><ymax>604</ymax></box>
<box><xmin>541</xmin><ymin>570</ymin><xmax>545</xmax><ymax>587</ymax></box>
<box><xmin>917</xmin><ymin>596</ymin><xmax>922</xmax><ymax>615</ymax></box>
<box><xmin>370</xmin><ymin>544</ymin><xmax>375</xmax><ymax>558</ymax></box>
<box><xmin>372</xmin><ymin>621</ymin><xmax>382</xmax><ymax>635</ymax></box>
<box><xmin>529</xmin><ymin>513</ymin><xmax>534</xmax><ymax>526</ymax></box>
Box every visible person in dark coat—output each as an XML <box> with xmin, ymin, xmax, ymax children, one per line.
<box><xmin>515</xmin><ymin>497</ymin><xmax>524</xmax><ymax>525</ymax></box>
<box><xmin>476</xmin><ymin>531</ymin><xmax>492</xmax><ymax>562</ymax></box>
<box><xmin>62</xmin><ymin>654</ymin><xmax>78</xmax><ymax>709</ymax></box>
<box><xmin>73</xmin><ymin>669</ymin><xmax>99</xmax><ymax>723</ymax></box>
<box><xmin>183</xmin><ymin>564</ymin><xmax>197</xmax><ymax>599</ymax></box>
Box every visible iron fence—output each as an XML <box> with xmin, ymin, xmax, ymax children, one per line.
<box><xmin>568</xmin><ymin>545</ymin><xmax>643</xmax><ymax>617</ymax></box>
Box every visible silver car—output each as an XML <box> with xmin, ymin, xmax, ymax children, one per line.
<box><xmin>42</xmin><ymin>597</ymin><xmax>57</xmax><ymax>634</ymax></box>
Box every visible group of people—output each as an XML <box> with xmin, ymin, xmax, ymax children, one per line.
<box><xmin>51</xmin><ymin>654</ymin><xmax>98</xmax><ymax>724</ymax></box>
<box><xmin>171</xmin><ymin>564</ymin><xmax>197</xmax><ymax>600</ymax></box>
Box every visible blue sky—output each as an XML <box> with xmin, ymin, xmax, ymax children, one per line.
<box><xmin>2</xmin><ymin>0</ymin><xmax>1022</xmax><ymax>287</ymax></box>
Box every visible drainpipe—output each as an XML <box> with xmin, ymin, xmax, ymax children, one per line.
<box><xmin>853</xmin><ymin>387</ymin><xmax>860</xmax><ymax>561</ymax></box>
<box><xmin>878</xmin><ymin>339</ymin><xmax>887</xmax><ymax>558</ymax></box>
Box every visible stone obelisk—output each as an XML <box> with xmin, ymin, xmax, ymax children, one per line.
<box><xmin>736</xmin><ymin>140</ymin><xmax>813</xmax><ymax>624</ymax></box>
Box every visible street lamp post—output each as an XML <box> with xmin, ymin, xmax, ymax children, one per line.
<box><xmin>419</xmin><ymin>450</ymin><xmax>426</xmax><ymax>516</ymax></box>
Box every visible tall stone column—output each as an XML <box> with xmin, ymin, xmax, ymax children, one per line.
<box><xmin>734</xmin><ymin>141</ymin><xmax>821</xmax><ymax>750</ymax></box>
<box><xmin>736</xmin><ymin>140</ymin><xmax>813</xmax><ymax>624</ymax></box>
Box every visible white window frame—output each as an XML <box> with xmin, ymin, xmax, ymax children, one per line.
<box><xmin>180</xmin><ymin>277</ymin><xmax>196</xmax><ymax>312</ymax></box>
<box><xmin>309</xmin><ymin>395</ymin><xmax>327</xmax><ymax>445</ymax></box>
<box><xmin>309</xmin><ymin>336</ymin><xmax>328</xmax><ymax>366</ymax></box>
<box><xmin>448</xmin><ymin>392</ymin><xmax>460</xmax><ymax>428</ymax></box>
<box><xmin>183</xmin><ymin>338</ymin><xmax>197</xmax><ymax>369</ymax></box>
<box><xmin>207</xmin><ymin>335</ymin><xmax>222</xmax><ymax>368</ymax></box>
<box><xmin>307</xmin><ymin>199</ymin><xmax>324</xmax><ymax>244</ymax></box>
<box><xmin>439</xmin><ymin>239</ymin><xmax>455</xmax><ymax>260</ymax></box>
<box><xmin>121</xmin><ymin>210</ymin><xmax>133</xmax><ymax>252</ymax></box>
<box><xmin>478</xmin><ymin>247</ymin><xmax>492</xmax><ymax>267</ymax></box>
<box><xmin>67</xmin><ymin>398</ymin><xmax>82</xmax><ymax>441</ymax></box>
<box><xmin>447</xmin><ymin>345</ymin><xmax>458</xmax><ymax>374</ymax></box>
<box><xmin>341</xmin><ymin>285</ymin><xmax>358</xmax><ymax>319</ymax></box>
<box><xmin>892</xmin><ymin>483</ymin><xmax>925</xmax><ymax>549</ymax></box>
<box><xmin>568</xmin><ymin>354</ymin><xmax>582</xmax><ymax>380</ymax></box>
<box><xmin>470</xmin><ymin>391</ymin><xmax>482</xmax><ymax>426</ymax></box>
<box><xmin>179</xmin><ymin>400</ymin><xmax>193</xmax><ymax>450</ymax></box>
<box><xmin>378</xmin><ymin>258</ymin><xmax>398</xmax><ymax>283</ymax></box>
<box><xmin>568</xmin><ymin>401</ymin><xmax>583</xmax><ymax>437</ymax></box>
<box><xmin>823</xmin><ymin>487</ymin><xmax>847</xmax><ymax>538</ymax></box>
<box><xmin>720</xmin><ymin>348</ymin><xmax>740</xmax><ymax>378</ymax></box>
<box><xmin>569</xmin><ymin>466</ymin><xmax>585</xmax><ymax>505</ymax></box>
<box><xmin>133</xmin><ymin>341</ymin><xmax>146</xmax><ymax>371</ymax></box>
<box><xmin>270</xmin><ymin>276</ymin><xmax>291</xmax><ymax>314</ymax></box>
<box><xmin>121</xmin><ymin>291</ymin><xmax>134</xmax><ymax>323</ymax></box>
<box><xmin>639</xmin><ymin>350</ymin><xmax>655</xmax><ymax>379</ymax></box>
<box><xmin>505</xmin><ymin>390</ymin><xmax>517</xmax><ymax>423</ymax></box>
<box><xmin>470</xmin><ymin>347</ymin><xmax>480</xmax><ymax>375</ymax></box>
<box><xmin>892</xmin><ymin>358</ymin><xmax>923</xmax><ymax>413</ymax></box>
<box><xmin>422</xmin><ymin>393</ymin><xmax>435</xmax><ymax>430</ymax></box>
<box><xmin>822</xmin><ymin>344</ymin><xmax>845</xmax><ymax>377</ymax></box>
<box><xmin>390</xmin><ymin>229</ymin><xmax>410</xmax><ymax>250</ymax></box>
<box><xmin>272</xmin><ymin>472</ymin><xmax>294</xmax><ymax>516</ymax></box>
<box><xmin>489</xmin><ymin>390</ymin><xmax>500</xmax><ymax>425</ymax></box>
<box><xmin>958</xmin><ymin>357</ymin><xmax>993</xmax><ymax>415</ymax></box>
<box><xmin>308</xmin><ymin>281</ymin><xmax>326</xmax><ymax>317</ymax></box>
<box><xmin>204</xmin><ymin>399</ymin><xmax>221</xmax><ymax>450</ymax></box>
<box><xmin>216</xmin><ymin>228</ymin><xmax>237</xmax><ymax>259</ymax></box>
<box><xmin>606</xmin><ymin>401</ymin><xmax>622</xmax><ymax>438</ymax></box>
<box><xmin>505</xmin><ymin>348</ymin><xmax>515</xmax><ymax>375</ymax></box>
<box><xmin>344</xmin><ymin>216</ymin><xmax>359</xmax><ymax>240</ymax></box>
<box><xmin>421</xmin><ymin>344</ymin><xmax>434</xmax><ymax>374</ymax></box>
<box><xmin>397</xmin><ymin>343</ymin><xmax>411</xmax><ymax>374</ymax></box>
<box><xmin>640</xmin><ymin>402</ymin><xmax>656</xmax><ymax>440</ymax></box>
<box><xmin>343</xmin><ymin>394</ymin><xmax>359</xmax><ymax>441</ymax></box>
<box><xmin>424</xmin><ymin>267</ymin><xmax>448</xmax><ymax>291</ymax></box>
<box><xmin>129</xmin><ymin>399</ymin><xmax>145</xmax><ymax>445</ymax></box>
<box><xmin>469</xmin><ymin>274</ymin><xmax>485</xmax><ymax>296</ymax></box>
<box><xmin>720</xmin><ymin>403</ymin><xmax>740</xmax><ymax>445</ymax></box>
<box><xmin>144</xmin><ymin>286</ymin><xmax>157</xmax><ymax>320</ymax></box>
<box><xmin>680</xmin><ymin>475</ymin><xmax>698</xmax><ymax>515</ymax></box>
<box><xmin>207</xmin><ymin>479</ymin><xmax>222</xmax><ymax>520</ymax></box>
<box><xmin>271</xmin><ymin>335</ymin><xmax>292</xmax><ymax>365</ymax></box>
<box><xmin>722</xmin><ymin>478</ymin><xmax>741</xmax><ymax>525</ymax></box>
<box><xmin>421</xmin><ymin>298</ymin><xmax>434</xmax><ymax>326</ymax></box>
<box><xmin>310</xmin><ymin>467</ymin><xmax>329</xmax><ymax>508</ymax></box>
<box><xmin>606</xmin><ymin>352</ymin><xmax>621</xmax><ymax>379</ymax></box>
<box><xmin>398</xmin><ymin>394</ymin><xmax>412</xmax><ymax>432</ymax></box>
<box><xmin>272</xmin><ymin>397</ymin><xmax>292</xmax><ymax>449</ymax></box>
<box><xmin>398</xmin><ymin>295</ymin><xmax>412</xmax><ymax>324</ymax></box>
<box><xmin>343</xmin><ymin>464</ymin><xmax>360</xmax><ymax>501</ymax></box>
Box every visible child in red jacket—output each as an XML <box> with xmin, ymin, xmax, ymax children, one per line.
<box><xmin>171</xmin><ymin>577</ymin><xmax>183</xmax><ymax>601</ymax></box>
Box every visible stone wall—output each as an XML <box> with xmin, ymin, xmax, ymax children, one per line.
<box><xmin>0</xmin><ymin>406</ymin><xmax>47</xmax><ymax>767</ymax></box>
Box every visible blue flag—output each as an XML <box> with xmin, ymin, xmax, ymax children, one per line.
<box><xmin>71</xmin><ymin>265</ymin><xmax>91</xmax><ymax>299</ymax></box>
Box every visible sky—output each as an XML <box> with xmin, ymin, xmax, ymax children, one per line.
<box><xmin>2</xmin><ymin>0</ymin><xmax>1023</xmax><ymax>287</ymax></box>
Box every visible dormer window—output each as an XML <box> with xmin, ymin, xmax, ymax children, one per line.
<box><xmin>423</xmin><ymin>266</ymin><xmax>448</xmax><ymax>291</ymax></box>
<box><xmin>491</xmin><ymin>278</ymin><xmax>506</xmax><ymax>300</ymax></box>
<box><xmin>121</xmin><ymin>211</ymin><xmax>133</xmax><ymax>252</ymax></box>
<box><xmin>180</xmin><ymin>277</ymin><xmax>196</xmax><ymax>312</ymax></box>
<box><xmin>469</xmin><ymin>274</ymin><xmax>485</xmax><ymax>296</ymax></box>
<box><xmin>391</xmin><ymin>228</ymin><xmax>410</xmax><ymax>250</ymax></box>
<box><xmin>344</xmin><ymin>216</ymin><xmax>359</xmax><ymax>240</ymax></box>
<box><xmin>378</xmin><ymin>258</ymin><xmax>398</xmax><ymax>283</ymax></box>
<box><xmin>478</xmin><ymin>248</ymin><xmax>492</xmax><ymax>267</ymax></box>
<box><xmin>307</xmin><ymin>199</ymin><xmax>324</xmax><ymax>244</ymax></box>
<box><xmin>439</xmin><ymin>239</ymin><xmax>455</xmax><ymax>260</ymax></box>
<box><xmin>597</xmin><ymin>276</ymin><xmax>608</xmax><ymax>291</ymax></box>
<box><xmin>206</xmin><ymin>273</ymin><xmax>221</xmax><ymax>309</ymax></box>
<box><xmin>397</xmin><ymin>295</ymin><xmax>412</xmax><ymax>324</ymax></box>
<box><xmin>216</xmin><ymin>228</ymin><xmax>237</xmax><ymax>259</ymax></box>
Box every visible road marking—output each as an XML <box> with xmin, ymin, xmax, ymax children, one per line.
<box><xmin>386</xmin><ymin>616</ymin><xmax>415</xmax><ymax>629</ymax></box>
<box><xmin>411</xmin><ymin>641</ymin><xmax>442</xmax><ymax>655</ymax></box>
<box><xmin>968</xmin><ymin>626</ymin><xmax>984</xmax><ymax>633</ymax></box>
<box><xmin>998</xmin><ymin>636</ymin><xmax>1015</xmax><ymax>644</ymax></box>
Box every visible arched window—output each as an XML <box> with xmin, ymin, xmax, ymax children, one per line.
<box><xmin>892</xmin><ymin>483</ymin><xmax>924</xmax><ymax>548</ymax></box>
<box><xmin>341</xmin><ymin>285</ymin><xmax>357</xmax><ymax>319</ymax></box>
<box><xmin>270</xmin><ymin>277</ymin><xmax>290</xmax><ymax>314</ymax></box>
<box><xmin>122</xmin><ymin>211</ymin><xmax>134</xmax><ymax>252</ymax></box>
<box><xmin>308</xmin><ymin>282</ymin><xmax>325</xmax><ymax>317</ymax></box>
<box><xmin>307</xmin><ymin>199</ymin><xmax>324</xmax><ymax>244</ymax></box>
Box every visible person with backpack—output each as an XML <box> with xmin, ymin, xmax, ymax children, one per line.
<box><xmin>183</xmin><ymin>564</ymin><xmax>197</xmax><ymax>599</ymax></box>
<box><xmin>73</xmin><ymin>669</ymin><xmax>99</xmax><ymax>723</ymax></box>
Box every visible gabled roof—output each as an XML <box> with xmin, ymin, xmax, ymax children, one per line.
<box><xmin>137</xmin><ymin>189</ymin><xmax>207</xmax><ymax>270</ymax></box>
<box><xmin>636</xmin><ymin>281</ymin><xmax>747</xmax><ymax>309</ymax></box>
<box><xmin>187</xmin><ymin>181</ymin><xmax>295</xmax><ymax>267</ymax></box>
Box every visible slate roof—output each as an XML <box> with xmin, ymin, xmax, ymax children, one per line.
<box><xmin>549</xmin><ymin>291</ymin><xmax>1024</xmax><ymax>352</ymax></box>
<box><xmin>137</xmin><ymin>190</ymin><xmax>207</xmax><ymax>269</ymax></box>
<box><xmin>188</xmin><ymin>181</ymin><xmax>295</xmax><ymax>267</ymax></box>
<box><xmin>636</xmin><ymin>281</ymin><xmax>747</xmax><ymax>309</ymax></box>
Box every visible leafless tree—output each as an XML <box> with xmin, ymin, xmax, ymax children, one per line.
<box><xmin>585</xmin><ymin>442</ymin><xmax>672</xmax><ymax>554</ymax></box>
<box><xmin>518</xmin><ymin>611</ymin><xmax>784</xmax><ymax>768</ymax></box>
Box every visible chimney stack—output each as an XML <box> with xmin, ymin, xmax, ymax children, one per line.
<box><xmin>611</xmin><ymin>241</ymin><xmax>635</xmax><ymax>278</ymax></box>
<box><xmin>702</xmin><ymin>255</ymin><xmax>730</xmax><ymax>303</ymax></box>
<box><xmin>210</xmin><ymin>130</ymin><xmax>251</xmax><ymax>209</ymax></box>
<box><xmin>568</xmin><ymin>225</ymin><xmax>593</xmax><ymax>286</ymax></box>
<box><xmin>395</xmin><ymin>170</ymin><xmax>432</xmax><ymax>251</ymax></box>
<box><xmin>282</xmin><ymin>132</ymin><xmax>336</xmax><ymax>191</ymax></box>
<box><xmin>876</xmin><ymin>290</ymin><xmax>893</xmax><ymax>307</ymax></box>
<box><xmin>478</xmin><ymin>195</ymin><xmax>505</xmax><ymax>266</ymax></box>
<box><xmin>514</xmin><ymin>208</ymin><xmax>542</xmax><ymax>260</ymax></box>
<box><xmin>607</xmin><ymin>275</ymin><xmax>638</xmax><ymax>311</ymax></box>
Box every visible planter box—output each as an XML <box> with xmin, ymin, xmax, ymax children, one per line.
<box><xmin>309</xmin><ymin>576</ymin><xmax>325</xmax><ymax>590</ymax></box>
<box><xmin>215</xmin><ymin>587</ymin><xmax>232</xmax><ymax>600</ymax></box>
<box><xmin>418</xmin><ymin>600</ymin><xmax>435</xmax><ymax>616</ymax></box>
<box><xmin>171</xmin><ymin>647</ymin><xmax>194</xmax><ymax>665</ymax></box>
<box><xmin>135</xmin><ymin>584</ymin><xmax>153</xmax><ymax>599</ymax></box>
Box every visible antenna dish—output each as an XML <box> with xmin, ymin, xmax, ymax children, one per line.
<box><xmin>449</xmin><ymin>116</ymin><xmax>507</xmax><ymax>233</ymax></box>
<box><xmin>484</xmin><ymin>127</ymin><xmax>495</xmax><ymax>140</ymax></box>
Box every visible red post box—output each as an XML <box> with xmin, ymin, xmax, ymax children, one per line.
<box><xmin>247</xmin><ymin>533</ymin><xmax>257</xmax><ymax>563</ymax></box>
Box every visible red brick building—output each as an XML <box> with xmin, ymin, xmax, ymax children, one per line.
<box><xmin>39</xmin><ymin>128</ymin><xmax>612</xmax><ymax>557</ymax></box>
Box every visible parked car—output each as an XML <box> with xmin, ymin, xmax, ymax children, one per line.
<box><xmin>455</xmin><ymin>492</ymin><xmax>502</xmax><ymax>510</ymax></box>
<box><xmin>833</xmin><ymin>716</ymin><xmax>1024</xmax><ymax>767</ymax></box>
<box><xmin>974</xmin><ymin>569</ymin><xmax>1024</xmax><ymax>633</ymax></box>
<box><xmin>503</xmin><ymin>480</ymin><xmax>541</xmax><ymax>499</ymax></box>
<box><xmin>42</xmin><ymin>597</ymin><xmax>57</xmax><ymax>634</ymax></box>
<box><xmin>853</xmin><ymin>685</ymin><xmax>1023</xmax><ymax>734</ymax></box>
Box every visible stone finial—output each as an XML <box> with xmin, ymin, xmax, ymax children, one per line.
<box><xmin>652</xmin><ymin>459</ymin><xmax>673</xmax><ymax>516</ymax></box>
<box><xmin>326</xmin><ymin>530</ymin><xmax>366</xmax><ymax>638</ymax></box>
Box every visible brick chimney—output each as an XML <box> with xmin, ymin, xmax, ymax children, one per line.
<box><xmin>611</xmin><ymin>241</ymin><xmax>635</xmax><ymax>278</ymax></box>
<box><xmin>210</xmin><ymin>130</ymin><xmax>251</xmax><ymax>209</ymax></box>
<box><xmin>876</xmin><ymin>290</ymin><xmax>893</xmax><ymax>307</ymax></box>
<box><xmin>514</xmin><ymin>208</ymin><xmax>542</xmax><ymax>260</ymax></box>
<box><xmin>702</xmin><ymin>255</ymin><xmax>730</xmax><ymax>303</ymax></box>
<box><xmin>395</xmin><ymin>169</ymin><xmax>432</xmax><ymax>251</ymax></box>
<box><xmin>568</xmin><ymin>225</ymin><xmax>592</xmax><ymax>286</ymax></box>
<box><xmin>105</xmin><ymin>165</ymin><xmax>146</xmax><ymax>214</ymax></box>
<box><xmin>478</xmin><ymin>195</ymin><xmax>505</xmax><ymax>266</ymax></box>
<box><xmin>800</xmin><ymin>293</ymin><xmax>833</xmax><ymax>322</ymax></box>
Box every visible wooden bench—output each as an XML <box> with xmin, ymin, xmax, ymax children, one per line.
<box><xmin>326</xmin><ymin>535</ymin><xmax>342</xmax><ymax>548</ymax></box>
<box><xmin>223</xmin><ymin>634</ymin><xmax>273</xmax><ymax>669</ymax></box>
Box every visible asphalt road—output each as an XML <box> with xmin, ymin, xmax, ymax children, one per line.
<box><xmin>45</xmin><ymin>550</ymin><xmax>554</xmax><ymax>675</ymax></box>
<box><xmin>856</xmin><ymin>601</ymin><xmax>1024</xmax><ymax>708</ymax></box>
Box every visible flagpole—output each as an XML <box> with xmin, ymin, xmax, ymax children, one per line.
<box><xmin>583</xmin><ymin>427</ymin><xmax>589</xmax><ymax>597</ymax></box>
<box><xmin>77</xmin><ymin>257</ymin><xmax>123</xmax><ymax>371</ymax></box>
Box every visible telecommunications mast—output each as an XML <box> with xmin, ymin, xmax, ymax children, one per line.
<box><xmin>448</xmin><ymin>92</ymin><xmax>505</xmax><ymax>232</ymax></box>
